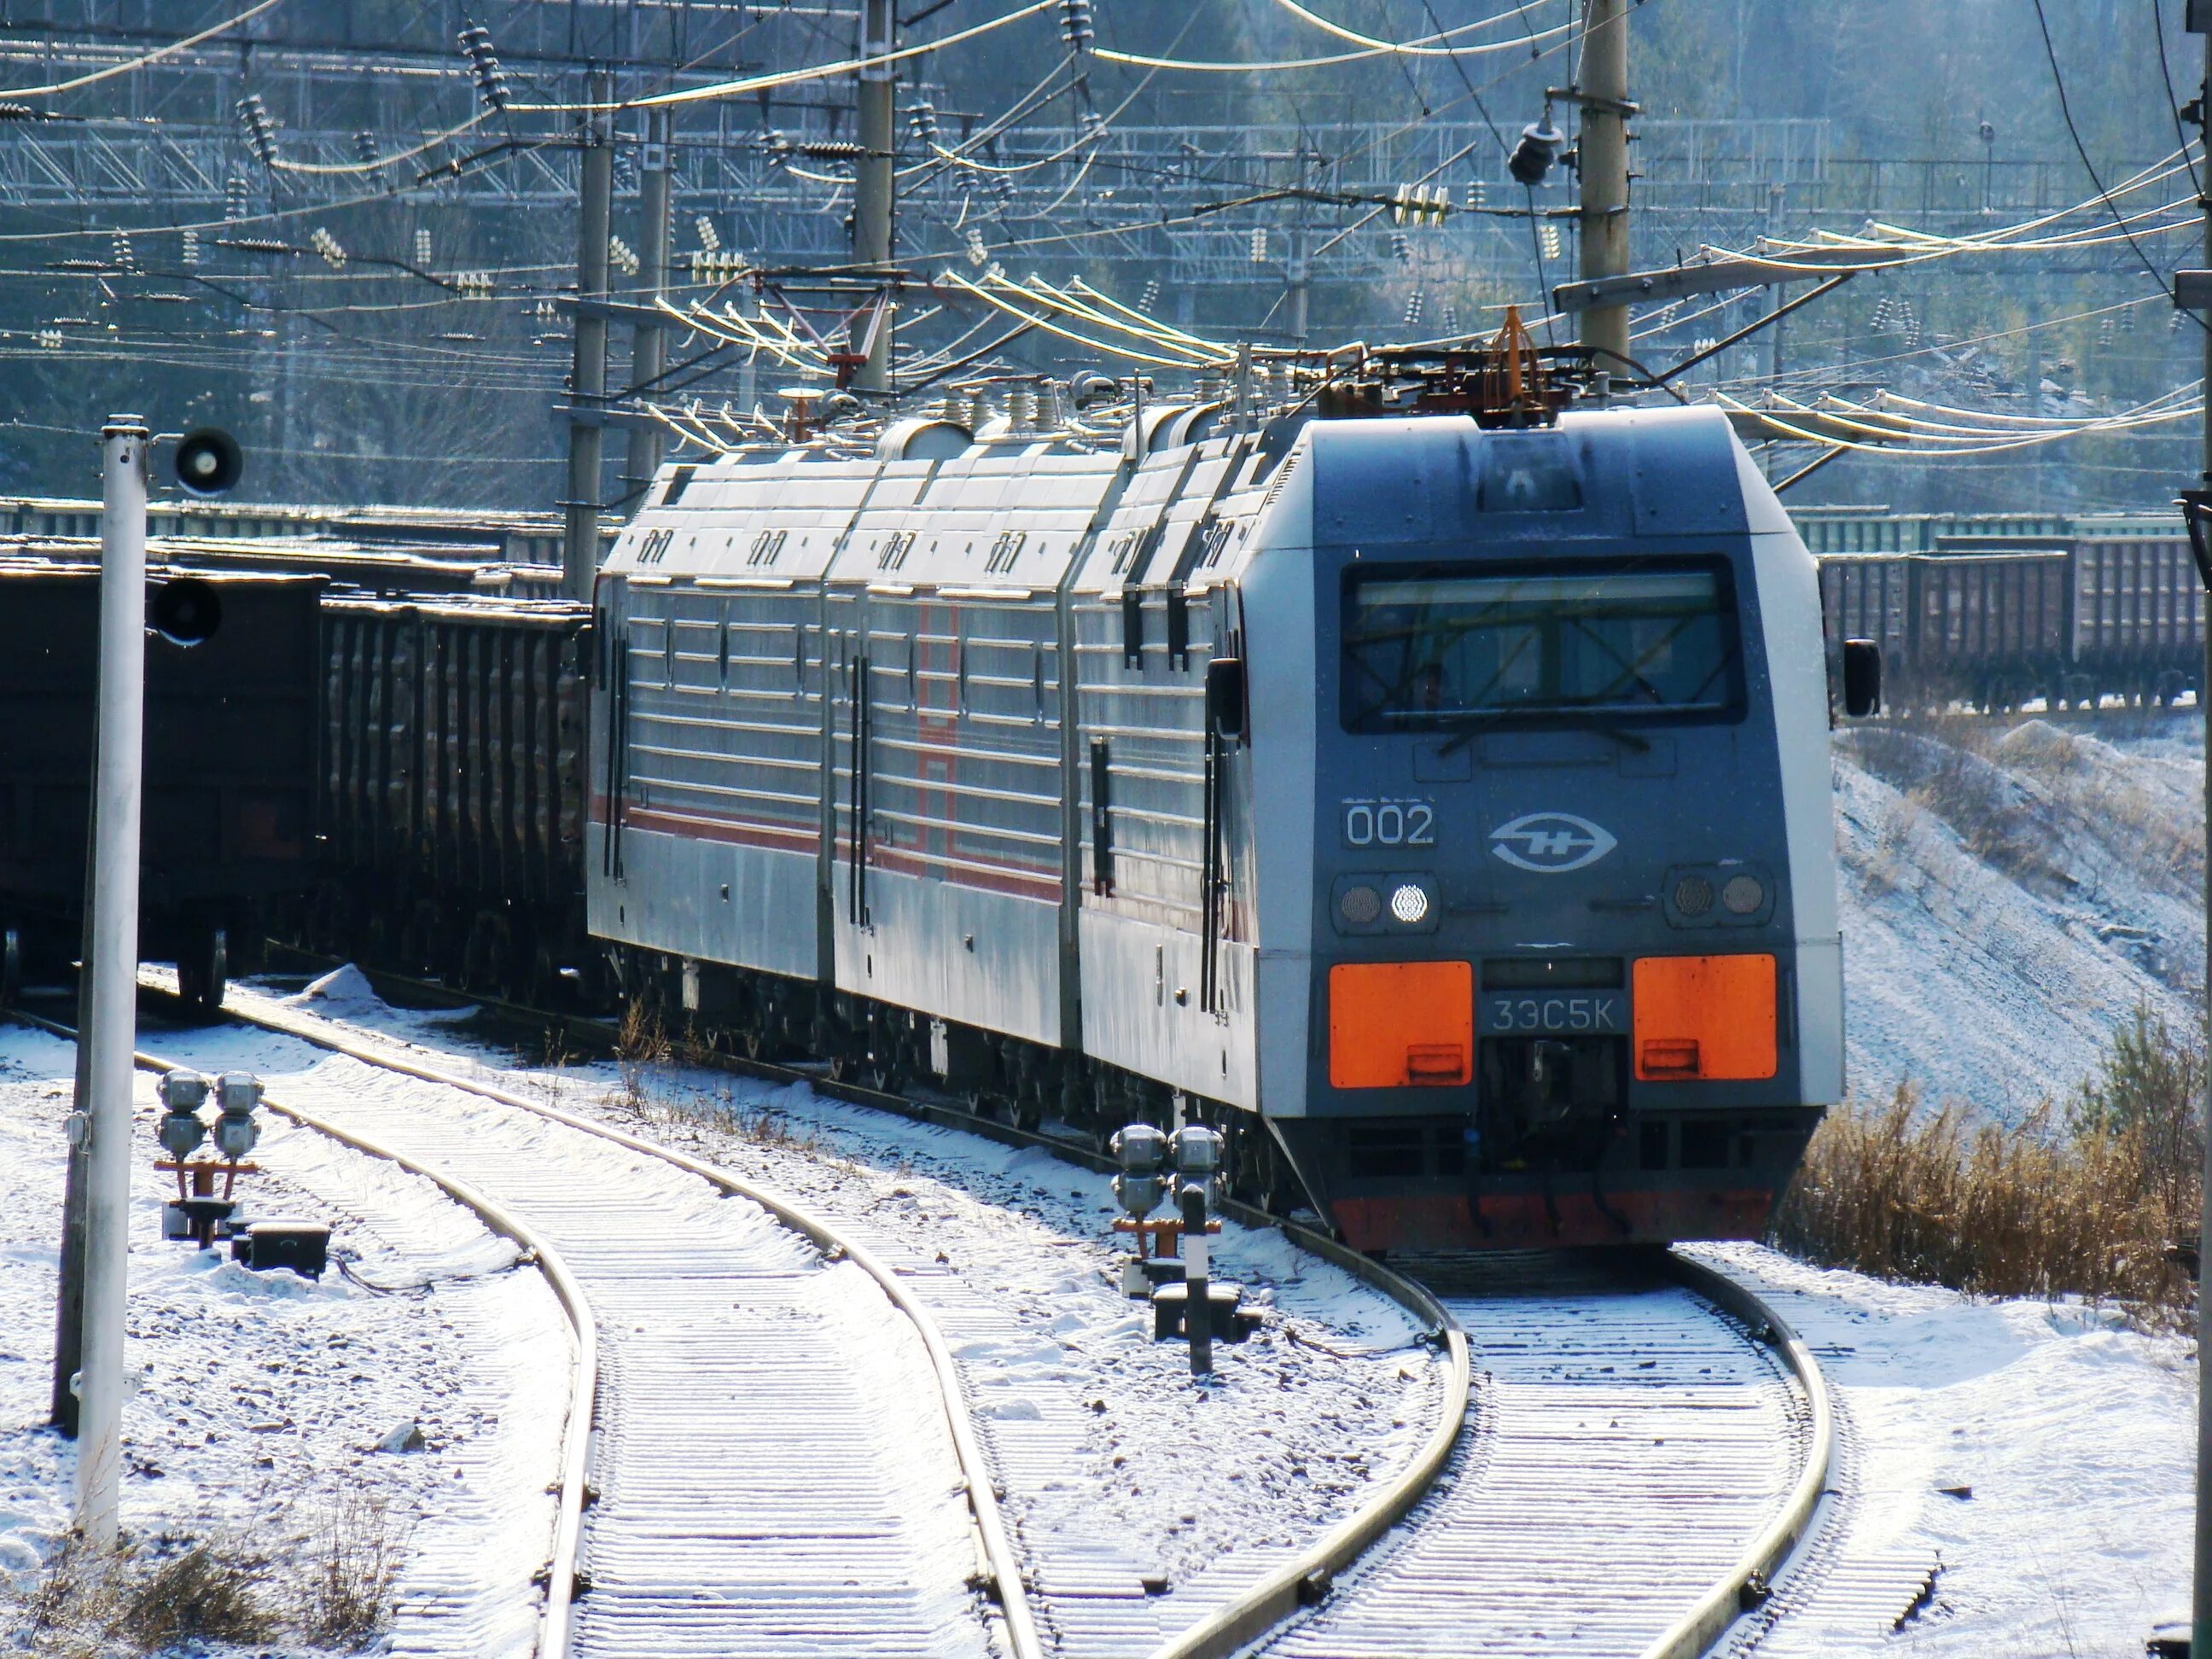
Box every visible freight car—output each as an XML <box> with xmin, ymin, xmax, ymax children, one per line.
<box><xmin>585</xmin><ymin>399</ymin><xmax>1852</xmax><ymax>1251</ymax></box>
<box><xmin>1789</xmin><ymin>504</ymin><xmax>2179</xmax><ymax>556</ymax></box>
<box><xmin>1817</xmin><ymin>528</ymin><xmax>2203</xmax><ymax>712</ymax></box>
<box><xmin>0</xmin><ymin>562</ymin><xmax>323</xmax><ymax>1010</ymax></box>
<box><xmin>0</xmin><ymin>494</ymin><xmax>581</xmax><ymax>567</ymax></box>
<box><xmin>0</xmin><ymin>532</ymin><xmax>562</xmax><ymax>600</ymax></box>
<box><xmin>301</xmin><ymin>593</ymin><xmax>597</xmax><ymax>1004</ymax></box>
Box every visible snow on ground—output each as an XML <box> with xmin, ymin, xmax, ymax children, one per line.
<box><xmin>1836</xmin><ymin>714</ymin><xmax>2205</xmax><ymax>1119</ymax></box>
<box><xmin>1697</xmin><ymin>1243</ymin><xmax>2191</xmax><ymax>1659</ymax></box>
<box><xmin>0</xmin><ymin>1017</ymin><xmax>566</xmax><ymax>1656</ymax></box>
<box><xmin>230</xmin><ymin>975</ymin><xmax>1448</xmax><ymax>1648</ymax></box>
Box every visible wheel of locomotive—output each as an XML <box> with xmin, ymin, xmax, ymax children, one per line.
<box><xmin>0</xmin><ymin>927</ymin><xmax>19</xmax><ymax>1008</ymax></box>
<box><xmin>827</xmin><ymin>1051</ymin><xmax>882</xmax><ymax>1091</ymax></box>
<box><xmin>175</xmin><ymin>927</ymin><xmax>229</xmax><ymax>1021</ymax></box>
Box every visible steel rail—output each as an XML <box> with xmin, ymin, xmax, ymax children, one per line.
<box><xmin>7</xmin><ymin>1004</ymin><xmax>597</xmax><ymax>1659</ymax></box>
<box><xmin>242</xmin><ymin>954</ymin><xmax>1477</xmax><ymax>1657</ymax></box>
<box><xmin>1139</xmin><ymin>1225</ymin><xmax>1470</xmax><ymax>1659</ymax></box>
<box><xmin>1645</xmin><ymin>1250</ymin><xmax>1837</xmax><ymax>1659</ymax></box>
<box><xmin>161</xmin><ymin>979</ymin><xmax>1047</xmax><ymax>1659</ymax></box>
<box><xmin>243</xmin><ymin>952</ymin><xmax>1829</xmax><ymax>1659</ymax></box>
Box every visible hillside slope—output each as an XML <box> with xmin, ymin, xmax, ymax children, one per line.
<box><xmin>1835</xmin><ymin>716</ymin><xmax>2203</xmax><ymax>1118</ymax></box>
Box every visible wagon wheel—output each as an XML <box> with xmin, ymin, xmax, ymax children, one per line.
<box><xmin>175</xmin><ymin>927</ymin><xmax>229</xmax><ymax>1021</ymax></box>
<box><xmin>514</xmin><ymin>940</ymin><xmax>558</xmax><ymax>1010</ymax></box>
<box><xmin>464</xmin><ymin>915</ymin><xmax>511</xmax><ymax>996</ymax></box>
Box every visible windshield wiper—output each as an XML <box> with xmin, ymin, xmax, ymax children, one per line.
<box><xmin>1435</xmin><ymin>713</ymin><xmax>1654</xmax><ymax>760</ymax></box>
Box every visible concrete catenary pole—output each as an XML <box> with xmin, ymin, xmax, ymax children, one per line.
<box><xmin>49</xmin><ymin>832</ymin><xmax>95</xmax><ymax>1436</ymax></box>
<box><xmin>563</xmin><ymin>67</ymin><xmax>614</xmax><ymax>600</ymax></box>
<box><xmin>1577</xmin><ymin>0</ymin><xmax>1632</xmax><ymax>379</ymax></box>
<box><xmin>622</xmin><ymin>106</ymin><xmax>672</xmax><ymax>507</ymax></box>
<box><xmin>75</xmin><ymin>415</ymin><xmax>149</xmax><ymax>1547</ymax></box>
<box><xmin>853</xmin><ymin>0</ymin><xmax>895</xmax><ymax>395</ymax></box>
<box><xmin>1288</xmin><ymin>143</ymin><xmax>1315</xmax><ymax>349</ymax></box>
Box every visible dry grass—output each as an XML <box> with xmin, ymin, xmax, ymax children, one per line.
<box><xmin>11</xmin><ymin>1493</ymin><xmax>405</xmax><ymax>1655</ymax></box>
<box><xmin>15</xmin><ymin>1535</ymin><xmax>276</xmax><ymax>1656</ymax></box>
<box><xmin>1773</xmin><ymin>1005</ymin><xmax>2203</xmax><ymax>1325</ymax></box>
<box><xmin>294</xmin><ymin>1492</ymin><xmax>403</xmax><ymax>1646</ymax></box>
<box><xmin>614</xmin><ymin>998</ymin><xmax>671</xmax><ymax>1064</ymax></box>
<box><xmin>1885</xmin><ymin>725</ymin><xmax>2069</xmax><ymax>890</ymax></box>
<box><xmin>614</xmin><ymin>998</ymin><xmax>670</xmax><ymax>1115</ymax></box>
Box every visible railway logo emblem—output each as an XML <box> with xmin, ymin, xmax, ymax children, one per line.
<box><xmin>1488</xmin><ymin>812</ymin><xmax>1617</xmax><ymax>874</ymax></box>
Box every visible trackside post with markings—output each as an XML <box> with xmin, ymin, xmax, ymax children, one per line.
<box><xmin>1180</xmin><ymin>1182</ymin><xmax>1211</xmax><ymax>1377</ymax></box>
<box><xmin>74</xmin><ymin>415</ymin><xmax>149</xmax><ymax>1547</ymax></box>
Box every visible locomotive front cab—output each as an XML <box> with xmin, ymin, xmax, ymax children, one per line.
<box><xmin>1245</xmin><ymin>406</ymin><xmax>1842</xmax><ymax>1250</ymax></box>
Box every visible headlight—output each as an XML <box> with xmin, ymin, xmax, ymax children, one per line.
<box><xmin>1389</xmin><ymin>882</ymin><xmax>1430</xmax><ymax>924</ymax></box>
<box><xmin>1673</xmin><ymin>874</ymin><xmax>1714</xmax><ymax>917</ymax></box>
<box><xmin>1340</xmin><ymin>884</ymin><xmax>1382</xmax><ymax>926</ymax></box>
<box><xmin>1722</xmin><ymin>874</ymin><xmax>1765</xmax><ymax>915</ymax></box>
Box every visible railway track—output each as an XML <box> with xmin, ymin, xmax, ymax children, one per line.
<box><xmin>1251</xmin><ymin>1252</ymin><xmax>1832</xmax><ymax>1659</ymax></box>
<box><xmin>17</xmin><ymin>989</ymin><xmax>1039</xmax><ymax>1659</ymax></box>
<box><xmin>106</xmin><ymin>963</ymin><xmax>1834</xmax><ymax>1659</ymax></box>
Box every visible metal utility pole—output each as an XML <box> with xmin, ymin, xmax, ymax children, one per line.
<box><xmin>2186</xmin><ymin>15</ymin><xmax>2212</xmax><ymax>1656</ymax></box>
<box><xmin>853</xmin><ymin>0</ymin><xmax>895</xmax><ymax>394</ymax></box>
<box><xmin>2194</xmin><ymin>29</ymin><xmax>2212</xmax><ymax>1659</ymax></box>
<box><xmin>76</xmin><ymin>416</ymin><xmax>148</xmax><ymax>1549</ymax></box>
<box><xmin>622</xmin><ymin>107</ymin><xmax>672</xmax><ymax>508</ymax></box>
<box><xmin>1577</xmin><ymin>0</ymin><xmax>1633</xmax><ymax>379</ymax></box>
<box><xmin>563</xmin><ymin>67</ymin><xmax>614</xmax><ymax>601</ymax></box>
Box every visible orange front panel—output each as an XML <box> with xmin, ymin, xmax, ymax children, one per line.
<box><xmin>1328</xmin><ymin>961</ymin><xmax>1474</xmax><ymax>1089</ymax></box>
<box><xmin>1631</xmin><ymin>954</ymin><xmax>1778</xmax><ymax>1081</ymax></box>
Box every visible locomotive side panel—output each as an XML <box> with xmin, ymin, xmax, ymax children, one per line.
<box><xmin>591</xmin><ymin>454</ymin><xmax>872</xmax><ymax>983</ymax></box>
<box><xmin>828</xmin><ymin>446</ymin><xmax>1114</xmax><ymax>1047</ymax></box>
<box><xmin>1072</xmin><ymin>436</ymin><xmax>1264</xmax><ymax>1109</ymax></box>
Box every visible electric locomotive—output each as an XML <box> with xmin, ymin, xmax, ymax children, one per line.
<box><xmin>586</xmin><ymin>384</ymin><xmax>1845</xmax><ymax>1251</ymax></box>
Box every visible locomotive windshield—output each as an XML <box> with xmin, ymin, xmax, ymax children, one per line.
<box><xmin>1340</xmin><ymin>559</ymin><xmax>1743</xmax><ymax>731</ymax></box>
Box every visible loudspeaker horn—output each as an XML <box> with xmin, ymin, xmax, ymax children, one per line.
<box><xmin>173</xmin><ymin>428</ymin><xmax>242</xmax><ymax>496</ymax></box>
<box><xmin>149</xmin><ymin>577</ymin><xmax>223</xmax><ymax>647</ymax></box>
